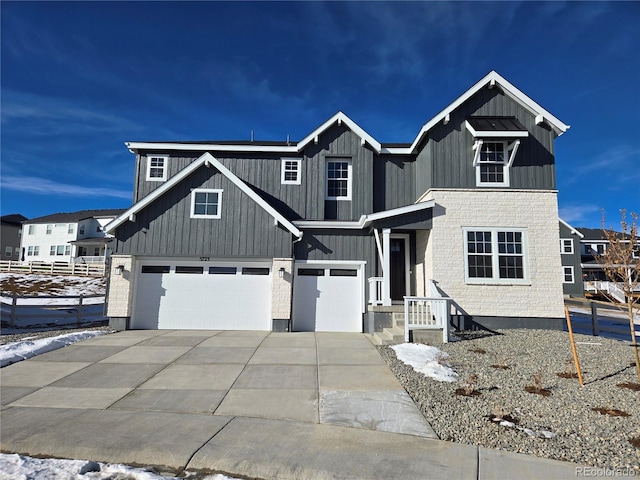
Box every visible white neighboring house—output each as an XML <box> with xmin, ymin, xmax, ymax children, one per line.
<box><xmin>19</xmin><ymin>209</ymin><xmax>125</xmax><ymax>264</ymax></box>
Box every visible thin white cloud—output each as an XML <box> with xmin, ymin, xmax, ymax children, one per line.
<box><xmin>559</xmin><ymin>204</ymin><xmax>602</xmax><ymax>225</ymax></box>
<box><xmin>0</xmin><ymin>176</ymin><xmax>131</xmax><ymax>200</ymax></box>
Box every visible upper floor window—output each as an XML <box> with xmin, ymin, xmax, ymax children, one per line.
<box><xmin>68</xmin><ymin>224</ymin><xmax>75</xmax><ymax>234</ymax></box>
<box><xmin>560</xmin><ymin>238</ymin><xmax>574</xmax><ymax>254</ymax></box>
<box><xmin>464</xmin><ymin>228</ymin><xmax>528</xmax><ymax>284</ymax></box>
<box><xmin>147</xmin><ymin>155</ymin><xmax>168</xmax><ymax>181</ymax></box>
<box><xmin>28</xmin><ymin>225</ymin><xmax>36</xmax><ymax>235</ymax></box>
<box><xmin>46</xmin><ymin>224</ymin><xmax>52</xmax><ymax>234</ymax></box>
<box><xmin>191</xmin><ymin>189</ymin><xmax>222</xmax><ymax>219</ymax></box>
<box><xmin>79</xmin><ymin>224</ymin><xmax>85</xmax><ymax>235</ymax></box>
<box><xmin>326</xmin><ymin>158</ymin><xmax>352</xmax><ymax>200</ymax></box>
<box><xmin>475</xmin><ymin>141</ymin><xmax>510</xmax><ymax>186</ymax></box>
<box><xmin>563</xmin><ymin>266</ymin><xmax>575</xmax><ymax>284</ymax></box>
<box><xmin>281</xmin><ymin>158</ymin><xmax>301</xmax><ymax>185</ymax></box>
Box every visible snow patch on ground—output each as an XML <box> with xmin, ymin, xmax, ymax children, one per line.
<box><xmin>391</xmin><ymin>343</ymin><xmax>458</xmax><ymax>382</ymax></box>
<box><xmin>0</xmin><ymin>453</ymin><xmax>236</xmax><ymax>480</ymax></box>
<box><xmin>0</xmin><ymin>331</ymin><xmax>107</xmax><ymax>367</ymax></box>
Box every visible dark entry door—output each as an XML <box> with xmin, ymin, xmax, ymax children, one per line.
<box><xmin>390</xmin><ymin>238</ymin><xmax>406</xmax><ymax>301</ymax></box>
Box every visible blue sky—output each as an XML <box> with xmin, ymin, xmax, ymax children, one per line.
<box><xmin>1</xmin><ymin>1</ymin><xmax>638</xmax><ymax>229</ymax></box>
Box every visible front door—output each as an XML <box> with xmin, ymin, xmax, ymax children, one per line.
<box><xmin>390</xmin><ymin>238</ymin><xmax>406</xmax><ymax>301</ymax></box>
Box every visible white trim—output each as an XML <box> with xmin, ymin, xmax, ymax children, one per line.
<box><xmin>475</xmin><ymin>141</ymin><xmax>510</xmax><ymax>187</ymax></box>
<box><xmin>560</xmin><ymin>238</ymin><xmax>574</xmax><ymax>255</ymax></box>
<box><xmin>281</xmin><ymin>158</ymin><xmax>302</xmax><ymax>185</ymax></box>
<box><xmin>465</xmin><ymin>120</ymin><xmax>528</xmax><ymax>138</ymax></box>
<box><xmin>146</xmin><ymin>155</ymin><xmax>168</xmax><ymax>182</ymax></box>
<box><xmin>325</xmin><ymin>158</ymin><xmax>352</xmax><ymax>201</ymax></box>
<box><xmin>410</xmin><ymin>70</ymin><xmax>570</xmax><ymax>152</ymax></box>
<box><xmin>292</xmin><ymin>200</ymin><xmax>436</xmax><ymax>230</ymax></box>
<box><xmin>127</xmin><ymin>142</ymin><xmax>299</xmax><ymax>154</ymax></box>
<box><xmin>559</xmin><ymin>218</ymin><xmax>584</xmax><ymax>238</ymax></box>
<box><xmin>190</xmin><ymin>188</ymin><xmax>222</xmax><ymax>219</ymax></box>
<box><xmin>298</xmin><ymin>112</ymin><xmax>381</xmax><ymax>153</ymax></box>
<box><xmin>382</xmin><ymin>229</ymin><xmax>391</xmax><ymax>306</ymax></box>
<box><xmin>563</xmin><ymin>266</ymin><xmax>575</xmax><ymax>284</ymax></box>
<box><xmin>105</xmin><ymin>152</ymin><xmax>302</xmax><ymax>238</ymax></box>
<box><xmin>463</xmin><ymin>227</ymin><xmax>529</xmax><ymax>285</ymax></box>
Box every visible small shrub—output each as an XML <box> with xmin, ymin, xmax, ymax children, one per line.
<box><xmin>557</xmin><ymin>357</ymin><xmax>579</xmax><ymax>379</ymax></box>
<box><xmin>525</xmin><ymin>371</ymin><xmax>552</xmax><ymax>397</ymax></box>
<box><xmin>617</xmin><ymin>382</ymin><xmax>640</xmax><ymax>392</ymax></box>
<box><xmin>468</xmin><ymin>347</ymin><xmax>487</xmax><ymax>354</ymax></box>
<box><xmin>490</xmin><ymin>353</ymin><xmax>511</xmax><ymax>370</ymax></box>
<box><xmin>592</xmin><ymin>407</ymin><xmax>630</xmax><ymax>417</ymax></box>
<box><xmin>455</xmin><ymin>373</ymin><xmax>481</xmax><ymax>397</ymax></box>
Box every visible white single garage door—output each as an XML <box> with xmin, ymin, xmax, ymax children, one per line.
<box><xmin>132</xmin><ymin>260</ymin><xmax>272</xmax><ymax>330</ymax></box>
<box><xmin>292</xmin><ymin>263</ymin><xmax>363</xmax><ymax>332</ymax></box>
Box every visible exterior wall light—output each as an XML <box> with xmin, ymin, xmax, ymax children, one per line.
<box><xmin>115</xmin><ymin>265</ymin><xmax>125</xmax><ymax>275</ymax></box>
<box><xmin>279</xmin><ymin>267</ymin><xmax>285</xmax><ymax>278</ymax></box>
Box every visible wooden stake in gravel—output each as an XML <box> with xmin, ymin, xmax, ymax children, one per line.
<box><xmin>565</xmin><ymin>306</ymin><xmax>584</xmax><ymax>386</ymax></box>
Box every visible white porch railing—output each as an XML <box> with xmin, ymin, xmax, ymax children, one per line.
<box><xmin>404</xmin><ymin>280</ymin><xmax>450</xmax><ymax>343</ymax></box>
<box><xmin>368</xmin><ymin>277</ymin><xmax>384</xmax><ymax>306</ymax></box>
<box><xmin>0</xmin><ymin>260</ymin><xmax>105</xmax><ymax>277</ymax></box>
<box><xmin>584</xmin><ymin>281</ymin><xmax>629</xmax><ymax>304</ymax></box>
<box><xmin>73</xmin><ymin>256</ymin><xmax>107</xmax><ymax>264</ymax></box>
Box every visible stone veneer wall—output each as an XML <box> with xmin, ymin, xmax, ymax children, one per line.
<box><xmin>422</xmin><ymin>189</ymin><xmax>565</xmax><ymax>319</ymax></box>
<box><xmin>106</xmin><ymin>255</ymin><xmax>135</xmax><ymax>318</ymax></box>
<box><xmin>271</xmin><ymin>258</ymin><xmax>293</xmax><ymax>321</ymax></box>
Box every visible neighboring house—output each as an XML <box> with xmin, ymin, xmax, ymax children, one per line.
<box><xmin>20</xmin><ymin>209</ymin><xmax>125</xmax><ymax>264</ymax></box>
<box><xmin>577</xmin><ymin>226</ymin><xmax>640</xmax><ymax>303</ymax></box>
<box><xmin>105</xmin><ymin>70</ymin><xmax>570</xmax><ymax>333</ymax></box>
<box><xmin>1</xmin><ymin>214</ymin><xmax>27</xmax><ymax>261</ymax></box>
<box><xmin>559</xmin><ymin>219</ymin><xmax>584</xmax><ymax>297</ymax></box>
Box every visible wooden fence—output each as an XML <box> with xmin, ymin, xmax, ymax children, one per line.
<box><xmin>0</xmin><ymin>260</ymin><xmax>105</xmax><ymax>277</ymax></box>
<box><xmin>1</xmin><ymin>294</ymin><xmax>107</xmax><ymax>328</ymax></box>
<box><xmin>565</xmin><ymin>298</ymin><xmax>639</xmax><ymax>338</ymax></box>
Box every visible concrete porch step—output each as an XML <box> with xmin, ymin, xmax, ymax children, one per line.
<box><xmin>373</xmin><ymin>326</ymin><xmax>405</xmax><ymax>345</ymax></box>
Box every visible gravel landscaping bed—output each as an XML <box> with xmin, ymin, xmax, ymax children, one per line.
<box><xmin>0</xmin><ymin>325</ymin><xmax>114</xmax><ymax>346</ymax></box>
<box><xmin>378</xmin><ymin>329</ymin><xmax>640</xmax><ymax>471</ymax></box>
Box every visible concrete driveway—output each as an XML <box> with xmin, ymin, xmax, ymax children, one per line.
<box><xmin>1</xmin><ymin>330</ymin><xmax>583</xmax><ymax>479</ymax></box>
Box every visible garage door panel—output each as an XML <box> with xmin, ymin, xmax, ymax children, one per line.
<box><xmin>132</xmin><ymin>263</ymin><xmax>272</xmax><ymax>330</ymax></box>
<box><xmin>293</xmin><ymin>264</ymin><xmax>362</xmax><ymax>333</ymax></box>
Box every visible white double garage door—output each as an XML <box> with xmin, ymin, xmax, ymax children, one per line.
<box><xmin>132</xmin><ymin>260</ymin><xmax>363</xmax><ymax>331</ymax></box>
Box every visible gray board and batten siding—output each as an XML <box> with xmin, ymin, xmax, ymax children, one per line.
<box><xmin>134</xmin><ymin>124</ymin><xmax>412</xmax><ymax>223</ymax></box>
<box><xmin>114</xmin><ymin>166</ymin><xmax>293</xmax><ymax>258</ymax></box>
<box><xmin>415</xmin><ymin>87</ymin><xmax>557</xmax><ymax>195</ymax></box>
<box><xmin>559</xmin><ymin>221</ymin><xmax>584</xmax><ymax>297</ymax></box>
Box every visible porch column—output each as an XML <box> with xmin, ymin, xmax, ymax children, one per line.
<box><xmin>382</xmin><ymin>228</ymin><xmax>391</xmax><ymax>306</ymax></box>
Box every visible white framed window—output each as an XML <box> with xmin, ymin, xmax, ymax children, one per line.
<box><xmin>27</xmin><ymin>246</ymin><xmax>39</xmax><ymax>256</ymax></box>
<box><xmin>281</xmin><ymin>158</ymin><xmax>301</xmax><ymax>185</ymax></box>
<box><xmin>326</xmin><ymin>158</ymin><xmax>352</xmax><ymax>200</ymax></box>
<box><xmin>563</xmin><ymin>266</ymin><xmax>575</xmax><ymax>284</ymax></box>
<box><xmin>46</xmin><ymin>224</ymin><xmax>52</xmax><ymax>234</ymax></box>
<box><xmin>4</xmin><ymin>246</ymin><xmax>13</xmax><ymax>257</ymax></box>
<box><xmin>146</xmin><ymin>155</ymin><xmax>168</xmax><ymax>181</ymax></box>
<box><xmin>464</xmin><ymin>228</ymin><xmax>528</xmax><ymax>284</ymax></box>
<box><xmin>190</xmin><ymin>189</ymin><xmax>222</xmax><ymax>219</ymax></box>
<box><xmin>68</xmin><ymin>224</ymin><xmax>75</xmax><ymax>234</ymax></box>
<box><xmin>50</xmin><ymin>245</ymin><xmax>71</xmax><ymax>256</ymax></box>
<box><xmin>28</xmin><ymin>225</ymin><xmax>36</xmax><ymax>235</ymax></box>
<box><xmin>475</xmin><ymin>141</ymin><xmax>509</xmax><ymax>187</ymax></box>
<box><xmin>560</xmin><ymin>238</ymin><xmax>574</xmax><ymax>254</ymax></box>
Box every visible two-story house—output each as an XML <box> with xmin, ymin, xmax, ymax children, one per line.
<box><xmin>105</xmin><ymin>71</ymin><xmax>570</xmax><ymax>335</ymax></box>
<box><xmin>559</xmin><ymin>219</ymin><xmax>584</xmax><ymax>297</ymax></box>
<box><xmin>1</xmin><ymin>214</ymin><xmax>27</xmax><ymax>261</ymax></box>
<box><xmin>20</xmin><ymin>209</ymin><xmax>125</xmax><ymax>264</ymax></box>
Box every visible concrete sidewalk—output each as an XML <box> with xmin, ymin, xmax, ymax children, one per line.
<box><xmin>1</xmin><ymin>330</ymin><xmax>584</xmax><ymax>479</ymax></box>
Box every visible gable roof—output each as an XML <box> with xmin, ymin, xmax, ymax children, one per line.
<box><xmin>104</xmin><ymin>152</ymin><xmax>302</xmax><ymax>238</ymax></box>
<box><xmin>1</xmin><ymin>214</ymin><xmax>28</xmax><ymax>225</ymax></box>
<box><xmin>25</xmin><ymin>209</ymin><xmax>125</xmax><ymax>225</ymax></box>
<box><xmin>409</xmin><ymin>70</ymin><xmax>570</xmax><ymax>152</ymax></box>
<box><xmin>559</xmin><ymin>218</ymin><xmax>584</xmax><ymax>238</ymax></box>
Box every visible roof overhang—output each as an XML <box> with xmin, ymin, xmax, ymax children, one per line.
<box><xmin>292</xmin><ymin>200</ymin><xmax>435</xmax><ymax>230</ymax></box>
<box><xmin>465</xmin><ymin>119</ymin><xmax>529</xmax><ymax>138</ymax></box>
<box><xmin>559</xmin><ymin>218</ymin><xmax>584</xmax><ymax>238</ymax></box>
<box><xmin>410</xmin><ymin>70</ymin><xmax>570</xmax><ymax>152</ymax></box>
<box><xmin>105</xmin><ymin>152</ymin><xmax>302</xmax><ymax>238</ymax></box>
<box><xmin>69</xmin><ymin>237</ymin><xmax>113</xmax><ymax>245</ymax></box>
